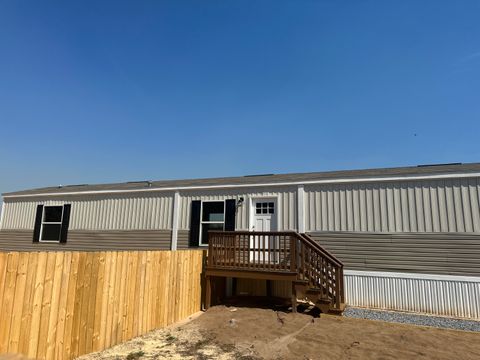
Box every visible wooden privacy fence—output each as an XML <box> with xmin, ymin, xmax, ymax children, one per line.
<box><xmin>0</xmin><ymin>250</ymin><xmax>206</xmax><ymax>360</ymax></box>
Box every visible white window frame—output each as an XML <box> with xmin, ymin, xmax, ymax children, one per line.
<box><xmin>254</xmin><ymin>201</ymin><xmax>275</xmax><ymax>215</ymax></box>
<box><xmin>199</xmin><ymin>200</ymin><xmax>226</xmax><ymax>246</ymax></box>
<box><xmin>40</xmin><ymin>205</ymin><xmax>64</xmax><ymax>243</ymax></box>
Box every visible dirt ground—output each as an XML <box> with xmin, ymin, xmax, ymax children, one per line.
<box><xmin>77</xmin><ymin>305</ymin><xmax>480</xmax><ymax>360</ymax></box>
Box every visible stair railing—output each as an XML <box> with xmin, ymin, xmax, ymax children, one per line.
<box><xmin>294</xmin><ymin>233</ymin><xmax>344</xmax><ymax>310</ymax></box>
<box><xmin>207</xmin><ymin>231</ymin><xmax>344</xmax><ymax>310</ymax></box>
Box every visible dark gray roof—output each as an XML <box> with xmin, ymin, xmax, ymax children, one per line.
<box><xmin>4</xmin><ymin>162</ymin><xmax>480</xmax><ymax>197</ymax></box>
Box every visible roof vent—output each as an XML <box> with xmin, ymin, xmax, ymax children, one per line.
<box><xmin>243</xmin><ymin>173</ymin><xmax>275</xmax><ymax>178</ymax></box>
<box><xmin>125</xmin><ymin>180</ymin><xmax>154</xmax><ymax>187</ymax></box>
<box><xmin>417</xmin><ymin>163</ymin><xmax>462</xmax><ymax>168</ymax></box>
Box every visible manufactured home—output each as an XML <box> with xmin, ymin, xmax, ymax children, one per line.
<box><xmin>1</xmin><ymin>163</ymin><xmax>480</xmax><ymax>318</ymax></box>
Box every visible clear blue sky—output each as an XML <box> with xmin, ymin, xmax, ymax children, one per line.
<box><xmin>1</xmin><ymin>1</ymin><xmax>480</xmax><ymax>194</ymax></box>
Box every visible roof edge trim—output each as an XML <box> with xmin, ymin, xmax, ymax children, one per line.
<box><xmin>3</xmin><ymin>171</ymin><xmax>480</xmax><ymax>199</ymax></box>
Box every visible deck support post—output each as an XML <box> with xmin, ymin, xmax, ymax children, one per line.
<box><xmin>205</xmin><ymin>275</ymin><xmax>212</xmax><ymax>310</ymax></box>
<box><xmin>266</xmin><ymin>280</ymin><xmax>272</xmax><ymax>298</ymax></box>
<box><xmin>291</xmin><ymin>281</ymin><xmax>297</xmax><ymax>313</ymax></box>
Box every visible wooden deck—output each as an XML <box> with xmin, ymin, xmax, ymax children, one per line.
<box><xmin>205</xmin><ymin>231</ymin><xmax>345</xmax><ymax>313</ymax></box>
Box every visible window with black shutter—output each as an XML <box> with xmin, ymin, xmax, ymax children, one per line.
<box><xmin>189</xmin><ymin>199</ymin><xmax>237</xmax><ymax>247</ymax></box>
<box><xmin>33</xmin><ymin>204</ymin><xmax>72</xmax><ymax>243</ymax></box>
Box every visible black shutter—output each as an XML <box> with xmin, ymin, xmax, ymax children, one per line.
<box><xmin>189</xmin><ymin>200</ymin><xmax>201</xmax><ymax>247</ymax></box>
<box><xmin>33</xmin><ymin>205</ymin><xmax>44</xmax><ymax>243</ymax></box>
<box><xmin>60</xmin><ymin>204</ymin><xmax>71</xmax><ymax>244</ymax></box>
<box><xmin>224</xmin><ymin>199</ymin><xmax>236</xmax><ymax>231</ymax></box>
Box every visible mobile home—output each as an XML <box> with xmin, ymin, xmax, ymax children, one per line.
<box><xmin>1</xmin><ymin>163</ymin><xmax>479</xmax><ymax>318</ymax></box>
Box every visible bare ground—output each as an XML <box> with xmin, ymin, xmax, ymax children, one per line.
<box><xmin>77</xmin><ymin>305</ymin><xmax>480</xmax><ymax>360</ymax></box>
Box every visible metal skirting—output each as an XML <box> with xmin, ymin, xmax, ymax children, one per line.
<box><xmin>344</xmin><ymin>270</ymin><xmax>480</xmax><ymax>319</ymax></box>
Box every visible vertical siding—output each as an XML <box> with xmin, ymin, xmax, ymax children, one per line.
<box><xmin>345</xmin><ymin>270</ymin><xmax>480</xmax><ymax>319</ymax></box>
<box><xmin>1</xmin><ymin>194</ymin><xmax>174</xmax><ymax>231</ymax></box>
<box><xmin>305</xmin><ymin>177</ymin><xmax>480</xmax><ymax>233</ymax></box>
<box><xmin>178</xmin><ymin>187</ymin><xmax>297</xmax><ymax>231</ymax></box>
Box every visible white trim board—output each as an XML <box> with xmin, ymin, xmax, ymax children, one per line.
<box><xmin>0</xmin><ymin>201</ymin><xmax>5</xmax><ymax>229</ymax></box>
<box><xmin>171</xmin><ymin>191</ymin><xmax>180</xmax><ymax>250</ymax></box>
<box><xmin>4</xmin><ymin>171</ymin><xmax>480</xmax><ymax>199</ymax></box>
<box><xmin>297</xmin><ymin>185</ymin><xmax>305</xmax><ymax>233</ymax></box>
<box><xmin>344</xmin><ymin>270</ymin><xmax>480</xmax><ymax>283</ymax></box>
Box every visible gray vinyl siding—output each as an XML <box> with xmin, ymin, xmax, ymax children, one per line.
<box><xmin>309</xmin><ymin>232</ymin><xmax>480</xmax><ymax>277</ymax></box>
<box><xmin>177</xmin><ymin>230</ymin><xmax>190</xmax><ymax>249</ymax></box>
<box><xmin>178</xmin><ymin>187</ymin><xmax>297</xmax><ymax>231</ymax></box>
<box><xmin>305</xmin><ymin>177</ymin><xmax>480</xmax><ymax>233</ymax></box>
<box><xmin>176</xmin><ymin>230</ymin><xmax>208</xmax><ymax>250</ymax></box>
<box><xmin>1</xmin><ymin>193</ymin><xmax>174</xmax><ymax>231</ymax></box>
<box><xmin>0</xmin><ymin>230</ymin><xmax>172</xmax><ymax>251</ymax></box>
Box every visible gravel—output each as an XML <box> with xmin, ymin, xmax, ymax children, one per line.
<box><xmin>344</xmin><ymin>307</ymin><xmax>480</xmax><ymax>332</ymax></box>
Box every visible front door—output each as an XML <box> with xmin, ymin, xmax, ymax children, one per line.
<box><xmin>250</xmin><ymin>199</ymin><xmax>277</xmax><ymax>263</ymax></box>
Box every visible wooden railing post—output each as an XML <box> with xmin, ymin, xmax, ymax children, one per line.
<box><xmin>208</xmin><ymin>233</ymin><xmax>214</xmax><ymax>268</ymax></box>
<box><xmin>339</xmin><ymin>266</ymin><xmax>345</xmax><ymax>305</ymax></box>
<box><xmin>334</xmin><ymin>267</ymin><xmax>341</xmax><ymax>309</ymax></box>
<box><xmin>290</xmin><ymin>234</ymin><xmax>296</xmax><ymax>272</ymax></box>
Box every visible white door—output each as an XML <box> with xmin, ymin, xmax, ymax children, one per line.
<box><xmin>250</xmin><ymin>199</ymin><xmax>277</xmax><ymax>263</ymax></box>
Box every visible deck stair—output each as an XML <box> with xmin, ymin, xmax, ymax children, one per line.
<box><xmin>205</xmin><ymin>231</ymin><xmax>345</xmax><ymax>314</ymax></box>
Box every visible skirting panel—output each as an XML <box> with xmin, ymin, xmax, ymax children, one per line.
<box><xmin>344</xmin><ymin>270</ymin><xmax>480</xmax><ymax>319</ymax></box>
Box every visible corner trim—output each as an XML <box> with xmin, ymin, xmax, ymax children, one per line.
<box><xmin>0</xmin><ymin>201</ymin><xmax>5</xmax><ymax>230</ymax></box>
<box><xmin>297</xmin><ymin>185</ymin><xmax>305</xmax><ymax>233</ymax></box>
<box><xmin>171</xmin><ymin>191</ymin><xmax>180</xmax><ymax>250</ymax></box>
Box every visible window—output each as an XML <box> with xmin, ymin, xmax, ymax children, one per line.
<box><xmin>40</xmin><ymin>206</ymin><xmax>64</xmax><ymax>242</ymax></box>
<box><xmin>200</xmin><ymin>201</ymin><xmax>225</xmax><ymax>245</ymax></box>
<box><xmin>189</xmin><ymin>199</ymin><xmax>236</xmax><ymax>247</ymax></box>
<box><xmin>255</xmin><ymin>202</ymin><xmax>275</xmax><ymax>214</ymax></box>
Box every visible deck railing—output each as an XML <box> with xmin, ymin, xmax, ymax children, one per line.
<box><xmin>207</xmin><ymin>231</ymin><xmax>345</xmax><ymax>309</ymax></box>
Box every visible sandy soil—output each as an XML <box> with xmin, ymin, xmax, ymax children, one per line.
<box><xmin>77</xmin><ymin>306</ymin><xmax>480</xmax><ymax>360</ymax></box>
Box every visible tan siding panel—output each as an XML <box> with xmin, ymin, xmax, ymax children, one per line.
<box><xmin>177</xmin><ymin>187</ymin><xmax>297</xmax><ymax>231</ymax></box>
<box><xmin>1</xmin><ymin>194</ymin><xmax>174</xmax><ymax>231</ymax></box>
<box><xmin>305</xmin><ymin>177</ymin><xmax>480</xmax><ymax>233</ymax></box>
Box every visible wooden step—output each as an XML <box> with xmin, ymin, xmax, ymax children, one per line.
<box><xmin>326</xmin><ymin>302</ymin><xmax>346</xmax><ymax>315</ymax></box>
<box><xmin>293</xmin><ymin>279</ymin><xmax>309</xmax><ymax>285</ymax></box>
<box><xmin>305</xmin><ymin>287</ymin><xmax>323</xmax><ymax>294</ymax></box>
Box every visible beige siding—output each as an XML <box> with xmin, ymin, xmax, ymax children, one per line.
<box><xmin>0</xmin><ymin>230</ymin><xmax>172</xmax><ymax>251</ymax></box>
<box><xmin>178</xmin><ymin>186</ymin><xmax>297</xmax><ymax>231</ymax></box>
<box><xmin>309</xmin><ymin>232</ymin><xmax>480</xmax><ymax>277</ymax></box>
<box><xmin>305</xmin><ymin>177</ymin><xmax>480</xmax><ymax>233</ymax></box>
<box><xmin>1</xmin><ymin>193</ymin><xmax>174</xmax><ymax>231</ymax></box>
